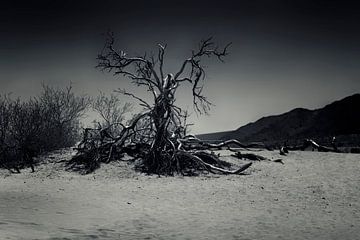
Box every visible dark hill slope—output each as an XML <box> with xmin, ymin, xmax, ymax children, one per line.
<box><xmin>198</xmin><ymin>94</ymin><xmax>360</xmax><ymax>145</ymax></box>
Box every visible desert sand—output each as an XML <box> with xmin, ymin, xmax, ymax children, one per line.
<box><xmin>0</xmin><ymin>149</ymin><xmax>359</xmax><ymax>240</ymax></box>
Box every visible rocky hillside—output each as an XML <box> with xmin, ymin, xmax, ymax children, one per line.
<box><xmin>198</xmin><ymin>94</ymin><xmax>360</xmax><ymax>146</ymax></box>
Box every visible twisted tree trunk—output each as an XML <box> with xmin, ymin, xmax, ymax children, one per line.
<box><xmin>69</xmin><ymin>35</ymin><xmax>259</xmax><ymax>175</ymax></box>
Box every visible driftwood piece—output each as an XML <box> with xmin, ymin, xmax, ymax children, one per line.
<box><xmin>279</xmin><ymin>147</ymin><xmax>288</xmax><ymax>155</ymax></box>
<box><xmin>200</xmin><ymin>139</ymin><xmax>267</xmax><ymax>150</ymax></box>
<box><xmin>231</xmin><ymin>151</ymin><xmax>267</xmax><ymax>161</ymax></box>
<box><xmin>273</xmin><ymin>159</ymin><xmax>284</xmax><ymax>164</ymax></box>
<box><xmin>231</xmin><ymin>150</ymin><xmax>284</xmax><ymax>164</ymax></box>
<box><xmin>285</xmin><ymin>139</ymin><xmax>340</xmax><ymax>153</ymax></box>
<box><xmin>305</xmin><ymin>139</ymin><xmax>340</xmax><ymax>152</ymax></box>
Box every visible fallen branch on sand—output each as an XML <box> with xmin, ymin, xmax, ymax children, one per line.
<box><xmin>231</xmin><ymin>151</ymin><xmax>268</xmax><ymax>161</ymax></box>
<box><xmin>282</xmin><ymin>139</ymin><xmax>340</xmax><ymax>153</ymax></box>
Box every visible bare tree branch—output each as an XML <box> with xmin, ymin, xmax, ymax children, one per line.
<box><xmin>70</xmin><ymin>34</ymin><xmax>254</xmax><ymax>176</ymax></box>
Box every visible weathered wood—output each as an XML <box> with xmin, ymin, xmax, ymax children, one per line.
<box><xmin>286</xmin><ymin>139</ymin><xmax>340</xmax><ymax>153</ymax></box>
<box><xmin>231</xmin><ymin>152</ymin><xmax>267</xmax><ymax>161</ymax></box>
<box><xmin>69</xmin><ymin>36</ymin><xmax>259</xmax><ymax>175</ymax></box>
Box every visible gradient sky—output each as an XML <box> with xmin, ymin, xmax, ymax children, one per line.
<box><xmin>1</xmin><ymin>0</ymin><xmax>360</xmax><ymax>134</ymax></box>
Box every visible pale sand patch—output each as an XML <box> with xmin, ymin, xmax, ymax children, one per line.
<box><xmin>0</xmin><ymin>149</ymin><xmax>359</xmax><ymax>239</ymax></box>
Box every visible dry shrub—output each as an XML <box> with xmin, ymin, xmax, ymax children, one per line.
<box><xmin>0</xmin><ymin>84</ymin><xmax>89</xmax><ymax>172</ymax></box>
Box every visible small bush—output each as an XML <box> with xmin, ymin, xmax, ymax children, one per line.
<box><xmin>92</xmin><ymin>91</ymin><xmax>132</xmax><ymax>137</ymax></box>
<box><xmin>0</xmin><ymin>84</ymin><xmax>89</xmax><ymax>172</ymax></box>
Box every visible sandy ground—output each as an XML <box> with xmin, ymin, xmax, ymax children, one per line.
<box><xmin>0</xmin><ymin>149</ymin><xmax>359</xmax><ymax>240</ymax></box>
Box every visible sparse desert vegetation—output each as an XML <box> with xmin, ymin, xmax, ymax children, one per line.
<box><xmin>1</xmin><ymin>3</ymin><xmax>359</xmax><ymax>238</ymax></box>
<box><xmin>0</xmin><ymin>84</ymin><xmax>89</xmax><ymax>173</ymax></box>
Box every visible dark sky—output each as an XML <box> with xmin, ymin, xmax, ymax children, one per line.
<box><xmin>1</xmin><ymin>0</ymin><xmax>360</xmax><ymax>133</ymax></box>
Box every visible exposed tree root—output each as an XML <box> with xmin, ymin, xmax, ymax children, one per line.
<box><xmin>176</xmin><ymin>150</ymin><xmax>252</xmax><ymax>175</ymax></box>
<box><xmin>69</xmin><ymin>130</ymin><xmax>259</xmax><ymax>175</ymax></box>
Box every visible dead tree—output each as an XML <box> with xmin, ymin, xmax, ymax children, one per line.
<box><xmin>71</xmin><ymin>33</ymin><xmax>254</xmax><ymax>175</ymax></box>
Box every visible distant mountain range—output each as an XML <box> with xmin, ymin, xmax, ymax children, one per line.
<box><xmin>197</xmin><ymin>94</ymin><xmax>360</xmax><ymax>146</ymax></box>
